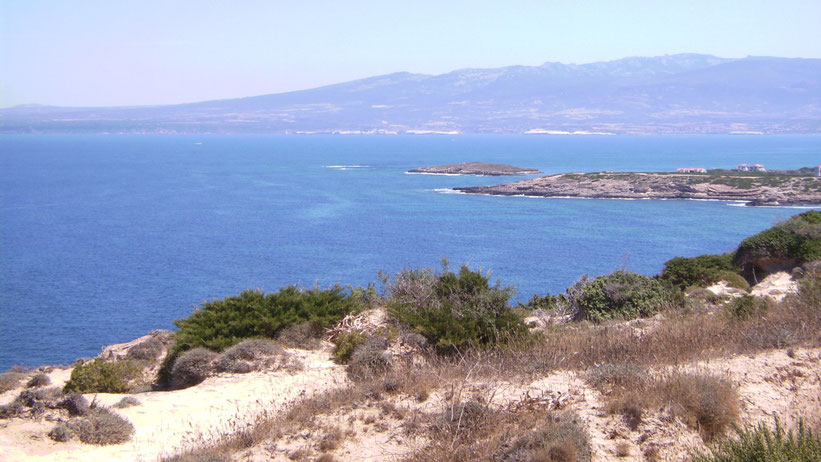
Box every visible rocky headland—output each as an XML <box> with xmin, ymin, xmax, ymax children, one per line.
<box><xmin>455</xmin><ymin>171</ymin><xmax>821</xmax><ymax>206</ymax></box>
<box><xmin>407</xmin><ymin>162</ymin><xmax>540</xmax><ymax>176</ymax></box>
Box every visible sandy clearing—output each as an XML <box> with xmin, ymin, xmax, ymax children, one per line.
<box><xmin>0</xmin><ymin>348</ymin><xmax>347</xmax><ymax>462</ymax></box>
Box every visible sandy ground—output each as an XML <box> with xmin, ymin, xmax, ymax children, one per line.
<box><xmin>0</xmin><ymin>348</ymin><xmax>346</xmax><ymax>462</ymax></box>
<box><xmin>228</xmin><ymin>347</ymin><xmax>821</xmax><ymax>462</ymax></box>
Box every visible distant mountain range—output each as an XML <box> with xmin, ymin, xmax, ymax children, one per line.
<box><xmin>2</xmin><ymin>54</ymin><xmax>821</xmax><ymax>134</ymax></box>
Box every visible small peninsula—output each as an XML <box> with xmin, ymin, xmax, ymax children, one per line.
<box><xmin>407</xmin><ymin>162</ymin><xmax>541</xmax><ymax>176</ymax></box>
<box><xmin>454</xmin><ymin>170</ymin><xmax>821</xmax><ymax>206</ymax></box>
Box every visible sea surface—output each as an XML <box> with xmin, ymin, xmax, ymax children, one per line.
<box><xmin>1</xmin><ymin>134</ymin><xmax>820</xmax><ymax>369</ymax></box>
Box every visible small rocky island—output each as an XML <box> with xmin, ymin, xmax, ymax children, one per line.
<box><xmin>408</xmin><ymin>162</ymin><xmax>541</xmax><ymax>176</ymax></box>
<box><xmin>455</xmin><ymin>171</ymin><xmax>821</xmax><ymax>206</ymax></box>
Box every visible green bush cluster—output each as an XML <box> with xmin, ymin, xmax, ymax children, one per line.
<box><xmin>159</xmin><ymin>286</ymin><xmax>365</xmax><ymax>387</ymax></box>
<box><xmin>726</xmin><ymin>295</ymin><xmax>770</xmax><ymax>319</ymax></box>
<box><xmin>387</xmin><ymin>265</ymin><xmax>527</xmax><ymax>350</ymax></box>
<box><xmin>173</xmin><ymin>286</ymin><xmax>363</xmax><ymax>353</ymax></box>
<box><xmin>660</xmin><ymin>253</ymin><xmax>741</xmax><ymax>290</ymax></box>
<box><xmin>692</xmin><ymin>419</ymin><xmax>820</xmax><ymax>462</ymax></box>
<box><xmin>332</xmin><ymin>331</ymin><xmax>368</xmax><ymax>364</ymax></box>
<box><xmin>569</xmin><ymin>271</ymin><xmax>681</xmax><ymax>322</ymax></box>
<box><xmin>63</xmin><ymin>359</ymin><xmax>143</xmax><ymax>394</ymax></box>
<box><xmin>734</xmin><ymin>211</ymin><xmax>821</xmax><ymax>269</ymax></box>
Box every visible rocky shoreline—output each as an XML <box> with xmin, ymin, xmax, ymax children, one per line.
<box><xmin>408</xmin><ymin>162</ymin><xmax>540</xmax><ymax>176</ymax></box>
<box><xmin>454</xmin><ymin>172</ymin><xmax>821</xmax><ymax>206</ymax></box>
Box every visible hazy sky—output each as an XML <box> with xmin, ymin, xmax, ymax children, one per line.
<box><xmin>2</xmin><ymin>0</ymin><xmax>820</xmax><ymax>107</ymax></box>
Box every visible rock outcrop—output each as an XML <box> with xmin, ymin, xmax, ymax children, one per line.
<box><xmin>408</xmin><ymin>162</ymin><xmax>540</xmax><ymax>176</ymax></box>
<box><xmin>455</xmin><ymin>172</ymin><xmax>821</xmax><ymax>206</ymax></box>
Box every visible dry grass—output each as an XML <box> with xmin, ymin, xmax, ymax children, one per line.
<box><xmin>0</xmin><ymin>371</ymin><xmax>26</xmax><ymax>393</ymax></box>
<box><xmin>421</xmin><ymin>294</ymin><xmax>821</xmax><ymax>384</ymax></box>
<box><xmin>26</xmin><ymin>373</ymin><xmax>51</xmax><ymax>388</ymax></box>
<box><xmin>588</xmin><ymin>366</ymin><xmax>739</xmax><ymax>441</ymax></box>
<box><xmin>65</xmin><ymin>407</ymin><xmax>135</xmax><ymax>445</ymax></box>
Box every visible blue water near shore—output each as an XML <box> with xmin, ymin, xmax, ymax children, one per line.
<box><xmin>1</xmin><ymin>134</ymin><xmax>820</xmax><ymax>369</ymax></box>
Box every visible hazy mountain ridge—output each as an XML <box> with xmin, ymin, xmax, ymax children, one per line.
<box><xmin>2</xmin><ymin>54</ymin><xmax>820</xmax><ymax>134</ymax></box>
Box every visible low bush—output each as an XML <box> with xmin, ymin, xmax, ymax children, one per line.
<box><xmin>113</xmin><ymin>397</ymin><xmax>140</xmax><ymax>408</ymax></box>
<box><xmin>160</xmin><ymin>285</ymin><xmax>363</xmax><ymax>387</ymax></box>
<box><xmin>346</xmin><ymin>338</ymin><xmax>391</xmax><ymax>380</ymax></box>
<box><xmin>658</xmin><ymin>372</ymin><xmax>738</xmax><ymax>441</ymax></box>
<box><xmin>692</xmin><ymin>419</ymin><xmax>821</xmax><ymax>462</ymax></box>
<box><xmin>726</xmin><ymin>295</ymin><xmax>769</xmax><ymax>319</ymax></box>
<box><xmin>568</xmin><ymin>271</ymin><xmax>682</xmax><ymax>322</ymax></box>
<box><xmin>276</xmin><ymin>321</ymin><xmax>325</xmax><ymax>349</ymax></box>
<box><xmin>0</xmin><ymin>371</ymin><xmax>25</xmax><ymax>393</ymax></box>
<box><xmin>26</xmin><ymin>373</ymin><xmax>51</xmax><ymax>388</ymax></box>
<box><xmin>497</xmin><ymin>412</ymin><xmax>592</xmax><ymax>462</ymax></box>
<box><xmin>126</xmin><ymin>337</ymin><xmax>165</xmax><ymax>361</ymax></box>
<box><xmin>67</xmin><ymin>407</ymin><xmax>134</xmax><ymax>445</ymax></box>
<box><xmin>594</xmin><ymin>368</ymin><xmax>737</xmax><ymax>441</ymax></box>
<box><xmin>332</xmin><ymin>331</ymin><xmax>367</xmax><ymax>364</ymax></box>
<box><xmin>214</xmin><ymin>339</ymin><xmax>284</xmax><ymax>373</ymax></box>
<box><xmin>49</xmin><ymin>423</ymin><xmax>74</xmax><ymax>442</ymax></box>
<box><xmin>169</xmin><ymin>348</ymin><xmax>217</xmax><ymax>390</ymax></box>
<box><xmin>1</xmin><ymin>387</ymin><xmax>65</xmax><ymax>419</ymax></box>
<box><xmin>661</xmin><ymin>253</ymin><xmax>739</xmax><ymax>289</ymax></box>
<box><xmin>63</xmin><ymin>359</ymin><xmax>143</xmax><ymax>394</ymax></box>
<box><xmin>60</xmin><ymin>393</ymin><xmax>90</xmax><ymax>416</ymax></box>
<box><xmin>388</xmin><ymin>264</ymin><xmax>527</xmax><ymax>350</ymax></box>
<box><xmin>173</xmin><ymin>286</ymin><xmax>363</xmax><ymax>354</ymax></box>
<box><xmin>716</xmin><ymin>271</ymin><xmax>750</xmax><ymax>291</ymax></box>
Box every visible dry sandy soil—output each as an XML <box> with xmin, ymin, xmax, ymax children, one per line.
<box><xmin>2</xmin><ymin>343</ymin><xmax>816</xmax><ymax>462</ymax></box>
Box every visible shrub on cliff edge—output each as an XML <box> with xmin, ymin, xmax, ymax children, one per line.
<box><xmin>569</xmin><ymin>271</ymin><xmax>682</xmax><ymax>322</ymax></box>
<box><xmin>387</xmin><ymin>264</ymin><xmax>526</xmax><ymax>350</ymax></box>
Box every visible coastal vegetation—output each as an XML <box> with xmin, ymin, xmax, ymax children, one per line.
<box><xmin>3</xmin><ymin>211</ymin><xmax>821</xmax><ymax>460</ymax></box>
<box><xmin>386</xmin><ymin>264</ymin><xmax>527</xmax><ymax>350</ymax></box>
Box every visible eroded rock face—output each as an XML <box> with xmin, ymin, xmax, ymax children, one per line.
<box><xmin>455</xmin><ymin>172</ymin><xmax>821</xmax><ymax>206</ymax></box>
<box><xmin>408</xmin><ymin>162</ymin><xmax>541</xmax><ymax>176</ymax></box>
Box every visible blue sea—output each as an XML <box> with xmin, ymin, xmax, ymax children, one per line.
<box><xmin>1</xmin><ymin>134</ymin><xmax>820</xmax><ymax>369</ymax></box>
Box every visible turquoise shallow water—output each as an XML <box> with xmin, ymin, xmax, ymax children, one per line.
<box><xmin>1</xmin><ymin>134</ymin><xmax>819</xmax><ymax>369</ymax></box>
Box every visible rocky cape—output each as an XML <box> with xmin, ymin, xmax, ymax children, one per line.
<box><xmin>407</xmin><ymin>162</ymin><xmax>540</xmax><ymax>176</ymax></box>
<box><xmin>454</xmin><ymin>172</ymin><xmax>821</xmax><ymax>206</ymax></box>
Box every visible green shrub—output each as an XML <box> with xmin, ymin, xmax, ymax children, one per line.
<box><xmin>727</xmin><ymin>295</ymin><xmax>770</xmax><ymax>319</ymax></box>
<box><xmin>67</xmin><ymin>407</ymin><xmax>134</xmax><ymax>445</ymax></box>
<box><xmin>569</xmin><ymin>271</ymin><xmax>681</xmax><ymax>322</ymax></box>
<box><xmin>160</xmin><ymin>285</ymin><xmax>364</xmax><ymax>387</ymax></box>
<box><xmin>734</xmin><ymin>211</ymin><xmax>821</xmax><ymax>271</ymax></box>
<box><xmin>716</xmin><ymin>271</ymin><xmax>750</xmax><ymax>291</ymax></box>
<box><xmin>173</xmin><ymin>286</ymin><xmax>363</xmax><ymax>353</ymax></box>
<box><xmin>520</xmin><ymin>293</ymin><xmax>565</xmax><ymax>312</ymax></box>
<box><xmin>63</xmin><ymin>359</ymin><xmax>143</xmax><ymax>394</ymax></box>
<box><xmin>691</xmin><ymin>419</ymin><xmax>821</xmax><ymax>462</ymax></box>
<box><xmin>387</xmin><ymin>265</ymin><xmax>526</xmax><ymax>350</ymax></box>
<box><xmin>332</xmin><ymin>331</ymin><xmax>368</xmax><ymax>364</ymax></box>
<box><xmin>661</xmin><ymin>253</ymin><xmax>739</xmax><ymax>289</ymax></box>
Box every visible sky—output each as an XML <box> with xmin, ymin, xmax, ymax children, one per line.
<box><xmin>2</xmin><ymin>0</ymin><xmax>820</xmax><ymax>108</ymax></box>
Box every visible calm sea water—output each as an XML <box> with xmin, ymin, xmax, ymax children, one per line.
<box><xmin>1</xmin><ymin>134</ymin><xmax>819</xmax><ymax>369</ymax></box>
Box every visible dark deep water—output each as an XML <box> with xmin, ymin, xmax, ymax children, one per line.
<box><xmin>1</xmin><ymin>134</ymin><xmax>819</xmax><ymax>369</ymax></box>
